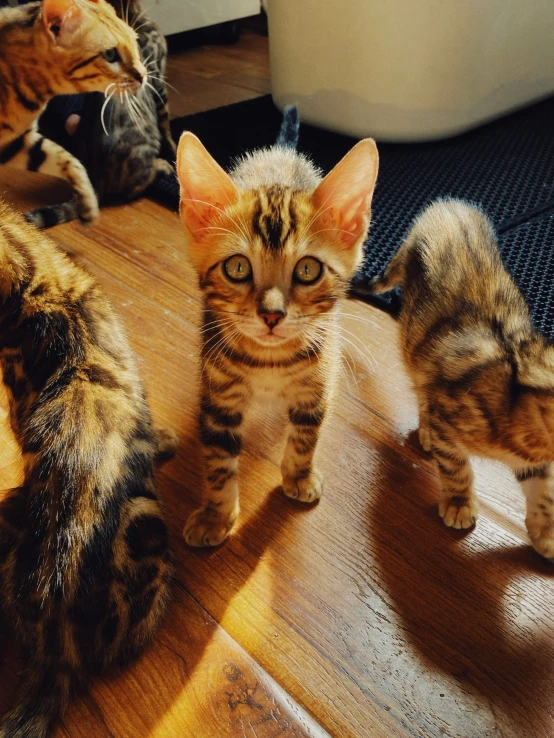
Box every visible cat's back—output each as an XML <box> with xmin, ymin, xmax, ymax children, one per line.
<box><xmin>231</xmin><ymin>146</ymin><xmax>321</xmax><ymax>191</ymax></box>
<box><xmin>402</xmin><ymin>199</ymin><xmax>529</xmax><ymax>327</ymax></box>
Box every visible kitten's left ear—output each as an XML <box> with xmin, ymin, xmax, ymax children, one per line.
<box><xmin>42</xmin><ymin>0</ymin><xmax>84</xmax><ymax>46</ymax></box>
<box><xmin>177</xmin><ymin>131</ymin><xmax>238</xmax><ymax>240</ymax></box>
<box><xmin>312</xmin><ymin>138</ymin><xmax>379</xmax><ymax>249</ymax></box>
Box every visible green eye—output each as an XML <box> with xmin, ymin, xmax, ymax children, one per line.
<box><xmin>102</xmin><ymin>48</ymin><xmax>120</xmax><ymax>64</ymax></box>
<box><xmin>223</xmin><ymin>255</ymin><xmax>252</xmax><ymax>283</ymax></box>
<box><xmin>294</xmin><ymin>257</ymin><xmax>322</xmax><ymax>284</ymax></box>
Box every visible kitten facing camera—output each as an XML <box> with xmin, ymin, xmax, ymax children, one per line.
<box><xmin>176</xmin><ymin>110</ymin><xmax>379</xmax><ymax>547</ymax></box>
<box><xmin>373</xmin><ymin>198</ymin><xmax>554</xmax><ymax>558</ymax></box>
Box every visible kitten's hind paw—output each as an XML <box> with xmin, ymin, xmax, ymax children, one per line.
<box><xmin>282</xmin><ymin>469</ymin><xmax>323</xmax><ymax>503</ymax></box>
<box><xmin>526</xmin><ymin>517</ymin><xmax>554</xmax><ymax>559</ymax></box>
<box><xmin>183</xmin><ymin>504</ymin><xmax>238</xmax><ymax>547</ymax></box>
<box><xmin>439</xmin><ymin>495</ymin><xmax>478</xmax><ymax>530</ymax></box>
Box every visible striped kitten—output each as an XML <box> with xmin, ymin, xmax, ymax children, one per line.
<box><xmin>48</xmin><ymin>0</ymin><xmax>176</xmax><ymax>207</ymax></box>
<box><xmin>0</xmin><ymin>199</ymin><xmax>175</xmax><ymax>737</ymax></box>
<box><xmin>0</xmin><ymin>0</ymin><xmax>145</xmax><ymax>227</ymax></box>
<box><xmin>176</xmin><ymin>127</ymin><xmax>379</xmax><ymax>547</ymax></box>
<box><xmin>373</xmin><ymin>199</ymin><xmax>554</xmax><ymax>558</ymax></box>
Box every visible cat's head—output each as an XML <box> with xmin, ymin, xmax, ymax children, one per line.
<box><xmin>41</xmin><ymin>0</ymin><xmax>146</xmax><ymax>94</ymax></box>
<box><xmin>177</xmin><ymin>133</ymin><xmax>379</xmax><ymax>348</ymax></box>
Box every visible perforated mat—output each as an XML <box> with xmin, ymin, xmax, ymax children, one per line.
<box><xmin>150</xmin><ymin>94</ymin><xmax>554</xmax><ymax>338</ymax></box>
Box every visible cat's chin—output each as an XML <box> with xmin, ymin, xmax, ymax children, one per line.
<box><xmin>247</xmin><ymin>331</ymin><xmax>298</xmax><ymax>347</ymax></box>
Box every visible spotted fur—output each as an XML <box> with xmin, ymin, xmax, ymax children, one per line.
<box><xmin>176</xmin><ymin>131</ymin><xmax>379</xmax><ymax>547</ymax></box>
<box><xmin>0</xmin><ymin>0</ymin><xmax>146</xmax><ymax>227</ymax></box>
<box><xmin>373</xmin><ymin>198</ymin><xmax>554</xmax><ymax>558</ymax></box>
<box><xmin>0</xmin><ymin>199</ymin><xmax>175</xmax><ymax>737</ymax></box>
<box><xmin>49</xmin><ymin>0</ymin><xmax>176</xmax><ymax>208</ymax></box>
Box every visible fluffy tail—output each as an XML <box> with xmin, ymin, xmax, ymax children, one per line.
<box><xmin>276</xmin><ymin>105</ymin><xmax>300</xmax><ymax>149</ymax></box>
<box><xmin>0</xmin><ymin>666</ymin><xmax>72</xmax><ymax>738</ymax></box>
<box><xmin>23</xmin><ymin>200</ymin><xmax>82</xmax><ymax>230</ymax></box>
<box><xmin>370</xmin><ymin>238</ymin><xmax>413</xmax><ymax>295</ymax></box>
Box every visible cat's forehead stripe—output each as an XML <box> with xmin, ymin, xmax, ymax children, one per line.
<box><xmin>252</xmin><ymin>186</ymin><xmax>298</xmax><ymax>252</ymax></box>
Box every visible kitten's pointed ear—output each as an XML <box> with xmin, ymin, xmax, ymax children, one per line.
<box><xmin>312</xmin><ymin>138</ymin><xmax>379</xmax><ymax>249</ymax></box>
<box><xmin>177</xmin><ymin>131</ymin><xmax>238</xmax><ymax>239</ymax></box>
<box><xmin>42</xmin><ymin>0</ymin><xmax>83</xmax><ymax>46</ymax></box>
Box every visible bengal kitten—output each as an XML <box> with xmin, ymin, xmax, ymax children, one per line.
<box><xmin>373</xmin><ymin>198</ymin><xmax>554</xmax><ymax>558</ymax></box>
<box><xmin>46</xmin><ymin>0</ymin><xmax>176</xmax><ymax>206</ymax></box>
<box><xmin>0</xmin><ymin>0</ymin><xmax>146</xmax><ymax>227</ymax></box>
<box><xmin>176</xmin><ymin>129</ymin><xmax>379</xmax><ymax>547</ymax></box>
<box><xmin>0</xmin><ymin>199</ymin><xmax>175</xmax><ymax>737</ymax></box>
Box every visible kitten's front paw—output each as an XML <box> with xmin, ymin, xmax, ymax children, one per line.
<box><xmin>282</xmin><ymin>469</ymin><xmax>323</xmax><ymax>503</ymax></box>
<box><xmin>439</xmin><ymin>495</ymin><xmax>478</xmax><ymax>529</ymax></box>
<box><xmin>526</xmin><ymin>516</ymin><xmax>554</xmax><ymax>559</ymax></box>
<box><xmin>183</xmin><ymin>504</ymin><xmax>238</xmax><ymax>547</ymax></box>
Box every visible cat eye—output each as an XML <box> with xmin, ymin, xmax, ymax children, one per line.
<box><xmin>102</xmin><ymin>48</ymin><xmax>121</xmax><ymax>64</ymax></box>
<box><xmin>223</xmin><ymin>255</ymin><xmax>252</xmax><ymax>283</ymax></box>
<box><xmin>294</xmin><ymin>257</ymin><xmax>322</xmax><ymax>285</ymax></box>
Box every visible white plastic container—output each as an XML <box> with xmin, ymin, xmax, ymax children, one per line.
<box><xmin>149</xmin><ymin>0</ymin><xmax>259</xmax><ymax>38</ymax></box>
<box><xmin>267</xmin><ymin>0</ymin><xmax>554</xmax><ymax>141</ymax></box>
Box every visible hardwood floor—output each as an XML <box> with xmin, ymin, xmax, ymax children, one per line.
<box><xmin>1</xmin><ymin>24</ymin><xmax>554</xmax><ymax>738</ymax></box>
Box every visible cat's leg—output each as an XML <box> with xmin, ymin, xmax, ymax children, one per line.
<box><xmin>3</xmin><ymin>127</ymin><xmax>98</xmax><ymax>227</ymax></box>
<box><xmin>417</xmin><ymin>393</ymin><xmax>432</xmax><ymax>452</ymax></box>
<box><xmin>281</xmin><ymin>389</ymin><xmax>328</xmax><ymax>503</ymax></box>
<box><xmin>428</xmin><ymin>420</ymin><xmax>478</xmax><ymax>529</ymax></box>
<box><xmin>126</xmin><ymin>158</ymin><xmax>174</xmax><ymax>201</ymax></box>
<box><xmin>515</xmin><ymin>464</ymin><xmax>554</xmax><ymax>558</ymax></box>
<box><xmin>183</xmin><ymin>388</ymin><xmax>248</xmax><ymax>547</ymax></box>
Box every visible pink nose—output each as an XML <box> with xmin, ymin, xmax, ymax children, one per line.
<box><xmin>260</xmin><ymin>312</ymin><xmax>284</xmax><ymax>330</ymax></box>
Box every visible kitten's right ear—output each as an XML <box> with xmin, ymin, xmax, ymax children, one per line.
<box><xmin>177</xmin><ymin>132</ymin><xmax>238</xmax><ymax>239</ymax></box>
<box><xmin>42</xmin><ymin>0</ymin><xmax>83</xmax><ymax>46</ymax></box>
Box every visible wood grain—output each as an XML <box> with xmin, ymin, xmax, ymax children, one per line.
<box><xmin>0</xmin><ymin>30</ymin><xmax>553</xmax><ymax>738</ymax></box>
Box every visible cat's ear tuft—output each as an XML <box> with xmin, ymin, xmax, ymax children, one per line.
<box><xmin>177</xmin><ymin>131</ymin><xmax>238</xmax><ymax>239</ymax></box>
<box><xmin>42</xmin><ymin>0</ymin><xmax>83</xmax><ymax>46</ymax></box>
<box><xmin>312</xmin><ymin>138</ymin><xmax>379</xmax><ymax>249</ymax></box>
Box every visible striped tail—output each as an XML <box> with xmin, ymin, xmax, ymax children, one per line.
<box><xmin>0</xmin><ymin>666</ymin><xmax>72</xmax><ymax>738</ymax></box>
<box><xmin>24</xmin><ymin>199</ymin><xmax>82</xmax><ymax>230</ymax></box>
<box><xmin>276</xmin><ymin>105</ymin><xmax>300</xmax><ymax>149</ymax></box>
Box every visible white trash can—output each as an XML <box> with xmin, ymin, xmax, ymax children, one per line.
<box><xmin>267</xmin><ymin>0</ymin><xmax>554</xmax><ymax>141</ymax></box>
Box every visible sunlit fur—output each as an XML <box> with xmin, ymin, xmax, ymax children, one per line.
<box><xmin>0</xmin><ymin>0</ymin><xmax>146</xmax><ymax>226</ymax></box>
<box><xmin>0</xmin><ymin>200</ymin><xmax>175</xmax><ymax>737</ymax></box>
<box><xmin>373</xmin><ymin>198</ymin><xmax>554</xmax><ymax>558</ymax></box>
<box><xmin>177</xmin><ymin>132</ymin><xmax>378</xmax><ymax>547</ymax></box>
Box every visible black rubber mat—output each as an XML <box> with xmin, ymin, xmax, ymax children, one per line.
<box><xmin>150</xmin><ymin>94</ymin><xmax>554</xmax><ymax>337</ymax></box>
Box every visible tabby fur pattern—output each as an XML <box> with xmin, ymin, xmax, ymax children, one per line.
<box><xmin>176</xmin><ymin>127</ymin><xmax>379</xmax><ymax>547</ymax></box>
<box><xmin>0</xmin><ymin>0</ymin><xmax>145</xmax><ymax>227</ymax></box>
<box><xmin>0</xmin><ymin>199</ymin><xmax>174</xmax><ymax>737</ymax></box>
<box><xmin>53</xmin><ymin>0</ymin><xmax>176</xmax><ymax>206</ymax></box>
<box><xmin>373</xmin><ymin>198</ymin><xmax>554</xmax><ymax>558</ymax></box>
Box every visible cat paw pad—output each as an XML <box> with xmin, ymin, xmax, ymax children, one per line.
<box><xmin>282</xmin><ymin>470</ymin><xmax>323</xmax><ymax>503</ymax></box>
<box><xmin>183</xmin><ymin>506</ymin><xmax>237</xmax><ymax>547</ymax></box>
<box><xmin>439</xmin><ymin>497</ymin><xmax>478</xmax><ymax>529</ymax></box>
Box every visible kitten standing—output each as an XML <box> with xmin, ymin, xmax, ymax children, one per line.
<box><xmin>176</xmin><ymin>122</ymin><xmax>379</xmax><ymax>547</ymax></box>
<box><xmin>0</xmin><ymin>0</ymin><xmax>146</xmax><ymax>227</ymax></box>
<box><xmin>54</xmin><ymin>0</ymin><xmax>176</xmax><ymax>204</ymax></box>
<box><xmin>373</xmin><ymin>198</ymin><xmax>554</xmax><ymax>558</ymax></box>
<box><xmin>0</xmin><ymin>199</ymin><xmax>175</xmax><ymax>737</ymax></box>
